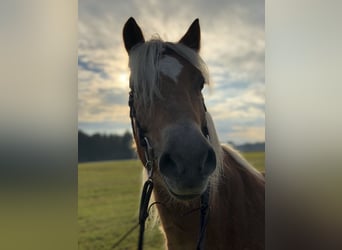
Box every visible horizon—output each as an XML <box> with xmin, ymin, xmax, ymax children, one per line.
<box><xmin>78</xmin><ymin>129</ymin><xmax>265</xmax><ymax>146</ymax></box>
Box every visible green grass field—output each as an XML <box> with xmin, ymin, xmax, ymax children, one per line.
<box><xmin>78</xmin><ymin>152</ymin><xmax>264</xmax><ymax>250</ymax></box>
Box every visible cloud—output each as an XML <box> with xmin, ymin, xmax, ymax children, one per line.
<box><xmin>78</xmin><ymin>0</ymin><xmax>265</xmax><ymax>143</ymax></box>
<box><xmin>78</xmin><ymin>56</ymin><xmax>108</xmax><ymax>78</ymax></box>
<box><xmin>228</xmin><ymin>126</ymin><xmax>265</xmax><ymax>144</ymax></box>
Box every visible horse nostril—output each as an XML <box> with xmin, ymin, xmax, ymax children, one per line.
<box><xmin>202</xmin><ymin>148</ymin><xmax>216</xmax><ymax>176</ymax></box>
<box><xmin>159</xmin><ymin>153</ymin><xmax>178</xmax><ymax>177</ymax></box>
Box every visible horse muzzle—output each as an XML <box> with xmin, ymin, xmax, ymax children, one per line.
<box><xmin>158</xmin><ymin>122</ymin><xmax>216</xmax><ymax>200</ymax></box>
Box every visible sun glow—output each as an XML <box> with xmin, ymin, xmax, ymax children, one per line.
<box><xmin>116</xmin><ymin>71</ymin><xmax>129</xmax><ymax>90</ymax></box>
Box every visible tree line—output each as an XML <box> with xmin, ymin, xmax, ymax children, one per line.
<box><xmin>230</xmin><ymin>142</ymin><xmax>265</xmax><ymax>152</ymax></box>
<box><xmin>78</xmin><ymin>130</ymin><xmax>135</xmax><ymax>162</ymax></box>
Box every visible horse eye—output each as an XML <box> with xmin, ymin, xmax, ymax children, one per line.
<box><xmin>200</xmin><ymin>81</ymin><xmax>204</xmax><ymax>90</ymax></box>
<box><xmin>199</xmin><ymin>76</ymin><xmax>205</xmax><ymax>90</ymax></box>
<box><xmin>193</xmin><ymin>75</ymin><xmax>205</xmax><ymax>91</ymax></box>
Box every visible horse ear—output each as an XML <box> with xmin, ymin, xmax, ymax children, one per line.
<box><xmin>123</xmin><ymin>17</ymin><xmax>145</xmax><ymax>53</ymax></box>
<box><xmin>179</xmin><ymin>19</ymin><xmax>201</xmax><ymax>52</ymax></box>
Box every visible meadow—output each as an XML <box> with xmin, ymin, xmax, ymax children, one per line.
<box><xmin>78</xmin><ymin>152</ymin><xmax>264</xmax><ymax>250</ymax></box>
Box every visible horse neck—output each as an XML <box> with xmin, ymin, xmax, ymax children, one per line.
<box><xmin>208</xmin><ymin>146</ymin><xmax>265</xmax><ymax>249</ymax></box>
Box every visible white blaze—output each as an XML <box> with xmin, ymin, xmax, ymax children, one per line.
<box><xmin>159</xmin><ymin>56</ymin><xmax>183</xmax><ymax>83</ymax></box>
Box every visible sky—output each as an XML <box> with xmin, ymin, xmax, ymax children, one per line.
<box><xmin>78</xmin><ymin>0</ymin><xmax>265</xmax><ymax>145</ymax></box>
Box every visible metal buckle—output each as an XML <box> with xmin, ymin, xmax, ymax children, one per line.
<box><xmin>143</xmin><ymin>137</ymin><xmax>154</xmax><ymax>178</ymax></box>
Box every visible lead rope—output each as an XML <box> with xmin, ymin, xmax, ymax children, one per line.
<box><xmin>138</xmin><ymin>178</ymin><xmax>153</xmax><ymax>250</ymax></box>
<box><xmin>111</xmin><ymin>136</ymin><xmax>154</xmax><ymax>250</ymax></box>
<box><xmin>137</xmin><ymin>137</ymin><xmax>154</xmax><ymax>250</ymax></box>
<box><xmin>196</xmin><ymin>186</ymin><xmax>210</xmax><ymax>250</ymax></box>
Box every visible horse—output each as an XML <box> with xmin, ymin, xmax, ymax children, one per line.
<box><xmin>122</xmin><ymin>17</ymin><xmax>265</xmax><ymax>250</ymax></box>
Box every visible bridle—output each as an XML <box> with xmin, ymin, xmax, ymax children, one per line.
<box><xmin>128</xmin><ymin>90</ymin><xmax>211</xmax><ymax>250</ymax></box>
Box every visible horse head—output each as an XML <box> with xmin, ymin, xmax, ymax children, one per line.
<box><xmin>123</xmin><ymin>18</ymin><xmax>217</xmax><ymax>200</ymax></box>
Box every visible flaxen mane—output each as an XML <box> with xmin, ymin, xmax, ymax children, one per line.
<box><xmin>128</xmin><ymin>40</ymin><xmax>210</xmax><ymax>106</ymax></box>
